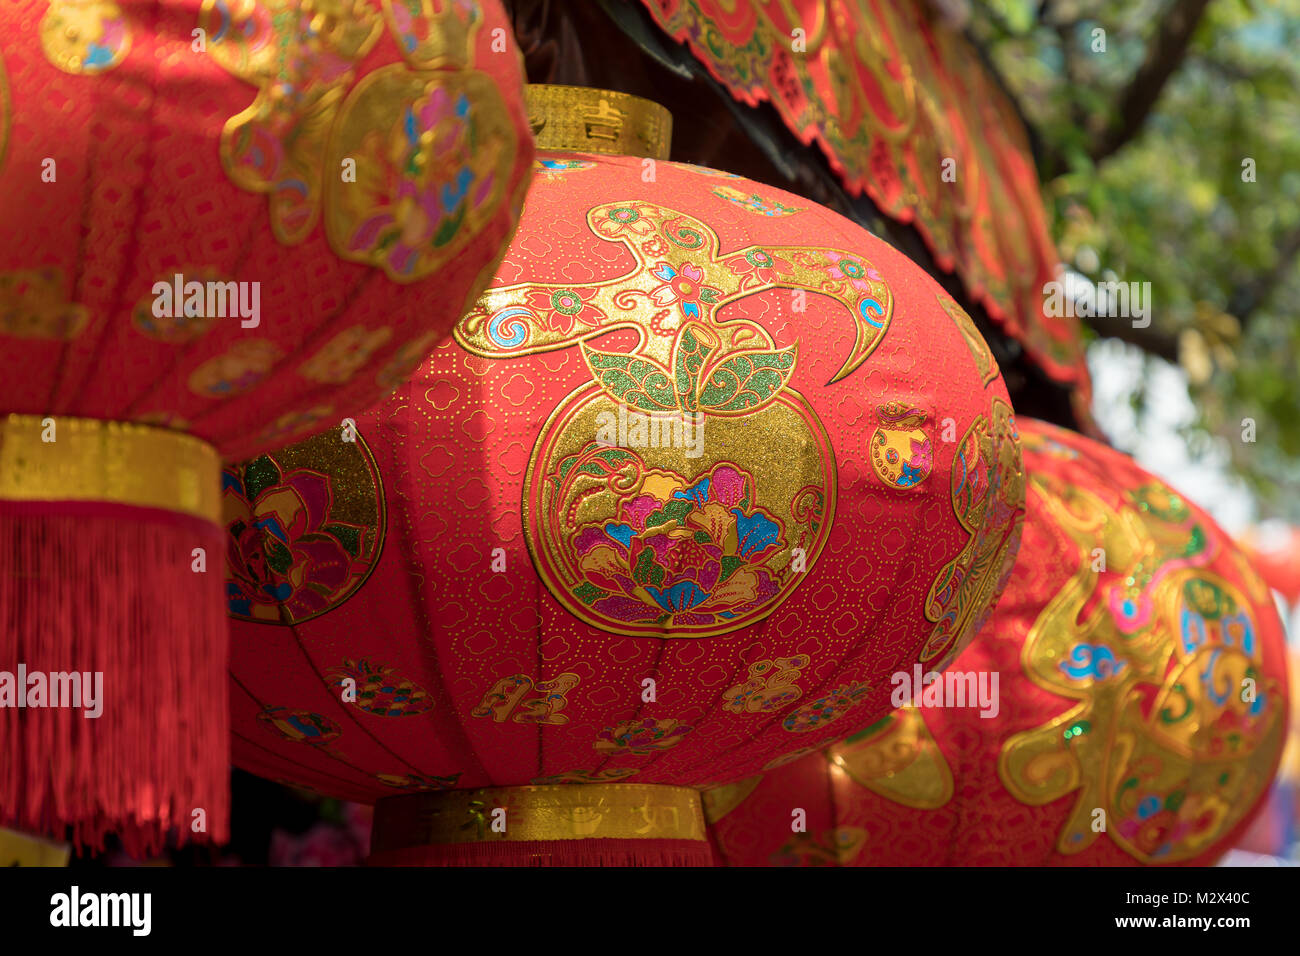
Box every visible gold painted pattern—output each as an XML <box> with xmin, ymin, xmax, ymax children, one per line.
<box><xmin>202</xmin><ymin>0</ymin><xmax>518</xmax><ymax>281</ymax></box>
<box><xmin>526</xmin><ymin>84</ymin><xmax>672</xmax><ymax>159</ymax></box>
<box><xmin>921</xmin><ymin>397</ymin><xmax>1024</xmax><ymax>669</ymax></box>
<box><xmin>827</xmin><ymin>707</ymin><xmax>953</xmax><ymax>809</ymax></box>
<box><xmin>458</xmin><ymin>198</ymin><xmax>892</xmax><ymax>387</ymax></box>
<box><xmin>998</xmin><ymin>478</ymin><xmax>1286</xmax><ymax>862</ymax></box>
<box><xmin>40</xmin><ymin>0</ymin><xmax>132</xmax><ymax>74</ymax></box>
<box><xmin>0</xmin><ymin>268</ymin><xmax>89</xmax><ymax>340</ymax></box>
<box><xmin>371</xmin><ymin>783</ymin><xmax>708</xmax><ymax>847</ymax></box>
<box><xmin>0</xmin><ymin>414</ymin><xmax>220</xmax><ymax>522</ymax></box>
<box><xmin>939</xmin><ymin>294</ymin><xmax>999</xmax><ymax>387</ymax></box>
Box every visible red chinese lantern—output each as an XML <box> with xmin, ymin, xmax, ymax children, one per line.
<box><xmin>223</xmin><ymin>84</ymin><xmax>1025</xmax><ymax>865</ymax></box>
<box><xmin>0</xmin><ymin>0</ymin><xmax>532</xmax><ymax>853</ymax></box>
<box><xmin>706</xmin><ymin>419</ymin><xmax>1290</xmax><ymax>866</ymax></box>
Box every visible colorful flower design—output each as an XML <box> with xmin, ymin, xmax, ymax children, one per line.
<box><xmin>870</xmin><ymin>403</ymin><xmax>933</xmax><ymax>489</ymax></box>
<box><xmin>39</xmin><ymin>0</ymin><xmax>131</xmax><ymax>75</ymax></box>
<box><xmin>187</xmin><ymin>340</ymin><xmax>282</xmax><ymax>397</ymax></box>
<box><xmin>711</xmin><ymin>185</ymin><xmax>801</xmax><ymax>216</ymax></box>
<box><xmin>525</xmin><ymin>286</ymin><xmax>605</xmax><ymax>335</ymax></box>
<box><xmin>594</xmin><ymin>203</ymin><xmax>658</xmax><ymax>238</ymax></box>
<box><xmin>572</xmin><ymin>463</ymin><xmax>786</xmax><ymax>628</ymax></box>
<box><xmin>376</xmin><ymin>773</ymin><xmax>461</xmax><ymax>791</ymax></box>
<box><xmin>0</xmin><ymin>268</ymin><xmax>89</xmax><ymax>339</ymax></box>
<box><xmin>781</xmin><ymin>681</ymin><xmax>872</xmax><ymax>733</ymax></box>
<box><xmin>595</xmin><ymin>718</ymin><xmax>692</xmax><ymax>754</ymax></box>
<box><xmin>345</xmin><ymin>85</ymin><xmax>493</xmax><ymax>279</ymax></box>
<box><xmin>328</xmin><ymin>659</ymin><xmax>433</xmax><ymax>716</ymax></box>
<box><xmin>823</xmin><ymin>251</ymin><xmax>880</xmax><ymax>292</ymax></box>
<box><xmin>648</xmin><ymin>261</ymin><xmax>721</xmax><ymax>320</ymax></box>
<box><xmin>726</xmin><ymin>248</ymin><xmax>793</xmax><ymax>287</ymax></box>
<box><xmin>298</xmin><ymin>326</ymin><xmax>394</xmax><ymax>384</ymax></box>
<box><xmin>258</xmin><ymin>708</ymin><xmax>340</xmax><ymax>745</ymax></box>
<box><xmin>224</xmin><ymin>463</ymin><xmax>374</xmax><ymax>623</ymax></box>
<box><xmin>534</xmin><ymin>158</ymin><xmax>597</xmax><ymax>182</ymax></box>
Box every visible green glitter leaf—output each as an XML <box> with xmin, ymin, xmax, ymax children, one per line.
<box><xmin>264</xmin><ymin>537</ymin><xmax>294</xmax><ymax>576</ymax></box>
<box><xmin>572</xmin><ymin>582</ymin><xmax>607</xmax><ymax>607</ymax></box>
<box><xmin>719</xmin><ymin>554</ymin><xmax>744</xmax><ymax>583</ymax></box>
<box><xmin>645</xmin><ymin>498</ymin><xmax>692</xmax><ymax>531</ymax></box>
<box><xmin>323</xmin><ymin>523</ymin><xmax>362</xmax><ymax>559</ymax></box>
<box><xmin>697</xmin><ymin>344</ymin><xmax>797</xmax><ymax>413</ymax></box>
<box><xmin>243</xmin><ymin>456</ymin><xmax>282</xmax><ymax>503</ymax></box>
<box><xmin>581</xmin><ymin>344</ymin><xmax>678</xmax><ymax>412</ymax></box>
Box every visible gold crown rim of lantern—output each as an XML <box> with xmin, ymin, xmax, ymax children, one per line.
<box><xmin>525</xmin><ymin>84</ymin><xmax>672</xmax><ymax>160</ymax></box>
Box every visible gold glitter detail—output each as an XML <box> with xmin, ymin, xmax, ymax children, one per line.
<box><xmin>371</xmin><ymin>783</ymin><xmax>707</xmax><ymax>848</ymax></box>
<box><xmin>224</xmin><ymin>426</ymin><xmax>385</xmax><ymax>624</ymax></box>
<box><xmin>526</xmin><ymin>84</ymin><xmax>672</xmax><ymax>159</ymax></box>
<box><xmin>0</xmin><ymin>414</ymin><xmax>220</xmax><ymax>522</ymax></box>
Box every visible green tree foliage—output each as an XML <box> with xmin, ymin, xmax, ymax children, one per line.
<box><xmin>968</xmin><ymin>0</ymin><xmax>1300</xmax><ymax>517</ymax></box>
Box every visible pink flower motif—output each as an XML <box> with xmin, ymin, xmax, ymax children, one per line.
<box><xmin>824</xmin><ymin>251</ymin><xmax>876</xmax><ymax>292</ymax></box>
<box><xmin>525</xmin><ymin>286</ymin><xmax>605</xmax><ymax>335</ymax></box>
<box><xmin>648</xmin><ymin>261</ymin><xmax>721</xmax><ymax>320</ymax></box>
<box><xmin>573</xmin><ymin>462</ymin><xmax>786</xmax><ymax>628</ymax></box>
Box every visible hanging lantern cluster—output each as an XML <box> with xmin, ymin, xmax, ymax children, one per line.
<box><xmin>706</xmin><ymin>419</ymin><xmax>1290</xmax><ymax>866</ymax></box>
<box><xmin>222</xmin><ymin>84</ymin><xmax>1026</xmax><ymax>866</ymax></box>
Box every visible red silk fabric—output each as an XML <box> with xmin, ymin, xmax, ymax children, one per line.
<box><xmin>225</xmin><ymin>151</ymin><xmax>1025</xmax><ymax>810</ymax></box>
<box><xmin>707</xmin><ymin>419</ymin><xmax>1290</xmax><ymax>866</ymax></box>
<box><xmin>0</xmin><ymin>0</ymin><xmax>532</xmax><ymax>459</ymax></box>
<box><xmin>637</xmin><ymin>0</ymin><xmax>1086</xmax><ymax>390</ymax></box>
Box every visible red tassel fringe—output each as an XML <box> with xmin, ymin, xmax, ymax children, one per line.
<box><xmin>0</xmin><ymin>507</ymin><xmax>230</xmax><ymax>856</ymax></box>
<box><xmin>367</xmin><ymin>838</ymin><xmax>717</xmax><ymax>867</ymax></box>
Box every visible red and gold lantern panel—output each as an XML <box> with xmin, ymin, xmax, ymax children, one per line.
<box><xmin>0</xmin><ymin>0</ymin><xmax>533</xmax><ymax>459</ymax></box>
<box><xmin>0</xmin><ymin>0</ymin><xmax>531</xmax><ymax>855</ymax></box>
<box><xmin>707</xmin><ymin>419</ymin><xmax>1290</xmax><ymax>866</ymax></box>
<box><xmin>224</xmin><ymin>88</ymin><xmax>1026</xmax><ymax>855</ymax></box>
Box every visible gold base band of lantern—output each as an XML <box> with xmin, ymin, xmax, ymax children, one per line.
<box><xmin>372</xmin><ymin>784</ymin><xmax>708</xmax><ymax>850</ymax></box>
<box><xmin>0</xmin><ymin>414</ymin><xmax>221</xmax><ymax>522</ymax></box>
<box><xmin>525</xmin><ymin>84</ymin><xmax>672</xmax><ymax>160</ymax></box>
<box><xmin>0</xmin><ymin>826</ymin><xmax>71</xmax><ymax>867</ymax></box>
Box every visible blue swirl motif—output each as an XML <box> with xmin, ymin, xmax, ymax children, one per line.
<box><xmin>1060</xmin><ymin>642</ymin><xmax>1126</xmax><ymax>681</ymax></box>
<box><xmin>1200</xmin><ymin>648</ymin><xmax>1232</xmax><ymax>707</ymax></box>
<box><xmin>1180</xmin><ymin>608</ymin><xmax>1208</xmax><ymax>653</ymax></box>
<box><xmin>859</xmin><ymin>297</ymin><xmax>885</xmax><ymax>328</ymax></box>
<box><xmin>487</xmin><ymin>307</ymin><xmax>531</xmax><ymax>349</ymax></box>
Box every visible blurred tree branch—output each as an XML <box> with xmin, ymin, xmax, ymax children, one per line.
<box><xmin>1228</xmin><ymin>222</ymin><xmax>1300</xmax><ymax>325</ymax></box>
<box><xmin>1081</xmin><ymin>313</ymin><xmax>1181</xmax><ymax>363</ymax></box>
<box><xmin>1089</xmin><ymin>0</ymin><xmax>1213</xmax><ymax>164</ymax></box>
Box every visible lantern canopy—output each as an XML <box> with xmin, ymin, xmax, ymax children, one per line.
<box><xmin>0</xmin><ymin>0</ymin><xmax>532</xmax><ymax>853</ymax></box>
<box><xmin>706</xmin><ymin>419</ymin><xmax>1290</xmax><ymax>866</ymax></box>
<box><xmin>224</xmin><ymin>84</ymin><xmax>1025</xmax><ymax>865</ymax></box>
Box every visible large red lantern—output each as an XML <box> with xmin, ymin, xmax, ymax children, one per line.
<box><xmin>706</xmin><ymin>419</ymin><xmax>1290</xmax><ymax>865</ymax></box>
<box><xmin>223</xmin><ymin>84</ymin><xmax>1025</xmax><ymax>865</ymax></box>
<box><xmin>0</xmin><ymin>0</ymin><xmax>532</xmax><ymax>853</ymax></box>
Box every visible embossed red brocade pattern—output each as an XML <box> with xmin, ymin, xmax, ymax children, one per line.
<box><xmin>637</xmin><ymin>0</ymin><xmax>1086</xmax><ymax>388</ymax></box>
<box><xmin>225</xmin><ymin>153</ymin><xmax>1026</xmax><ymax>800</ymax></box>
<box><xmin>708</xmin><ymin>419</ymin><xmax>1290</xmax><ymax>866</ymax></box>
<box><xmin>0</xmin><ymin>0</ymin><xmax>532</xmax><ymax>458</ymax></box>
